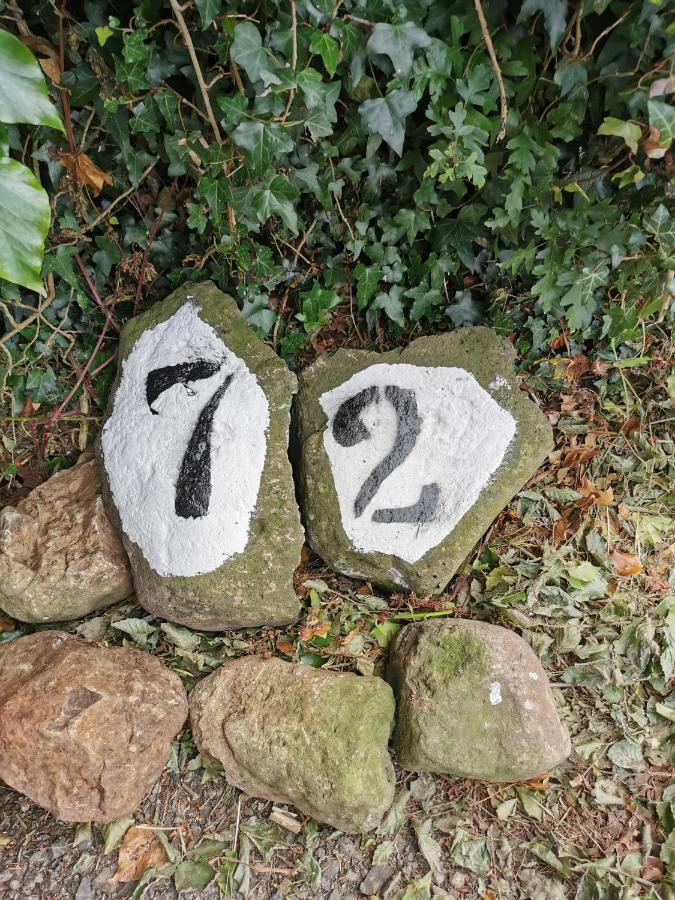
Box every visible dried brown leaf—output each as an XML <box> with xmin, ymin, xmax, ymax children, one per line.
<box><xmin>610</xmin><ymin>549</ymin><xmax>643</xmax><ymax>577</ymax></box>
<box><xmin>59</xmin><ymin>152</ymin><xmax>113</xmax><ymax>195</ymax></box>
<box><xmin>111</xmin><ymin>826</ymin><xmax>168</xmax><ymax>883</ymax></box>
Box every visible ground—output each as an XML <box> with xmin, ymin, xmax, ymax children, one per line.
<box><xmin>0</xmin><ymin>333</ymin><xmax>673</xmax><ymax>899</ymax></box>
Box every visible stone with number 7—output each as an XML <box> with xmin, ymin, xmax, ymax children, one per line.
<box><xmin>98</xmin><ymin>282</ymin><xmax>304</xmax><ymax>630</ymax></box>
<box><xmin>294</xmin><ymin>328</ymin><xmax>553</xmax><ymax>594</ymax></box>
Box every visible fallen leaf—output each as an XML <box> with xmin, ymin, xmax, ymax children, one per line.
<box><xmin>111</xmin><ymin>826</ymin><xmax>168</xmax><ymax>883</ymax></box>
<box><xmin>59</xmin><ymin>152</ymin><xmax>113</xmax><ymax>195</ymax></box>
<box><xmin>581</xmin><ymin>480</ymin><xmax>613</xmax><ymax>506</ymax></box>
<box><xmin>610</xmin><ymin>549</ymin><xmax>643</xmax><ymax>577</ymax></box>
<box><xmin>275</xmin><ymin>639</ymin><xmax>295</xmax><ymax>655</ymax></box>
<box><xmin>644</xmin><ymin>126</ymin><xmax>668</xmax><ymax>160</ymax></box>
<box><xmin>0</xmin><ymin>615</ymin><xmax>16</xmax><ymax>633</ymax></box>
<box><xmin>649</xmin><ymin>76</ymin><xmax>675</xmax><ymax>97</ymax></box>
<box><xmin>39</xmin><ymin>57</ymin><xmax>61</xmax><ymax>84</ymax></box>
<box><xmin>299</xmin><ymin>621</ymin><xmax>330</xmax><ymax>641</ymax></box>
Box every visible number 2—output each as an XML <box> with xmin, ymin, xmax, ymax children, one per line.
<box><xmin>332</xmin><ymin>385</ymin><xmax>439</xmax><ymax>524</ymax></box>
<box><xmin>146</xmin><ymin>359</ymin><xmax>232</xmax><ymax>519</ymax></box>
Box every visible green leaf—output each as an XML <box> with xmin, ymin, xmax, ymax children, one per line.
<box><xmin>95</xmin><ymin>26</ymin><xmax>114</xmax><ymax>47</ymax></box>
<box><xmin>518</xmin><ymin>0</ymin><xmax>568</xmax><ymax>48</ymax></box>
<box><xmin>414</xmin><ymin>820</ymin><xmax>444</xmax><ymax>881</ymax></box>
<box><xmin>296</xmin><ymin>281</ymin><xmax>341</xmax><ymax>332</ymax></box>
<box><xmin>0</xmin><ymin>158</ymin><xmax>50</xmax><ymax>294</ymax></box>
<box><xmin>173</xmin><ymin>860</ymin><xmax>215</xmax><ymax>891</ymax></box>
<box><xmin>232</xmin><ymin>121</ymin><xmax>293</xmax><ymax>175</ymax></box>
<box><xmin>371</xmin><ymin>285</ymin><xmax>405</xmax><ymax>327</ymax></box>
<box><xmin>0</xmin><ymin>29</ymin><xmax>63</xmax><ymax>131</ymax></box>
<box><xmin>367</xmin><ymin>22</ymin><xmax>431</xmax><ymax>76</ymax></box>
<box><xmin>597</xmin><ymin>117</ymin><xmax>642</xmax><ymax>153</ymax></box>
<box><xmin>648</xmin><ymin>99</ymin><xmax>675</xmax><ymax>150</ymax></box>
<box><xmin>645</xmin><ymin>203</ymin><xmax>675</xmax><ymax>254</ymax></box>
<box><xmin>309</xmin><ymin>32</ymin><xmax>340</xmax><ymax>76</ymax></box>
<box><xmin>160</xmin><ymin>622</ymin><xmax>201</xmax><ymax>650</ymax></box>
<box><xmin>230</xmin><ymin>22</ymin><xmax>280</xmax><ymax>87</ymax></box>
<box><xmin>354</xmin><ymin>263</ymin><xmax>383</xmax><ymax>310</ymax></box>
<box><xmin>359</xmin><ymin>89</ymin><xmax>417</xmax><ymax>156</ymax></box>
<box><xmin>608</xmin><ymin>739</ymin><xmax>644</xmax><ymax>771</ymax></box>
<box><xmin>372</xmin><ymin>620</ymin><xmax>401</xmax><ymax>648</ymax></box>
<box><xmin>253</xmin><ymin>175</ymin><xmax>299</xmax><ymax>235</ymax></box>
<box><xmin>194</xmin><ymin>0</ymin><xmax>221</xmax><ymax>28</ymax></box>
<box><xmin>449</xmin><ymin>828</ymin><xmax>490</xmax><ymax>875</ymax></box>
<box><xmin>100</xmin><ymin>816</ymin><xmax>134</xmax><ymax>854</ymax></box>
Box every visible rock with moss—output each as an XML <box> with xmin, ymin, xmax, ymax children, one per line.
<box><xmin>294</xmin><ymin>329</ymin><xmax>553</xmax><ymax>594</ymax></box>
<box><xmin>387</xmin><ymin>619</ymin><xmax>571</xmax><ymax>782</ymax></box>
<box><xmin>98</xmin><ymin>281</ymin><xmax>303</xmax><ymax>630</ymax></box>
<box><xmin>189</xmin><ymin>656</ymin><xmax>396</xmax><ymax>832</ymax></box>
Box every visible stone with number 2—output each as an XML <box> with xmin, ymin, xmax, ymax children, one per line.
<box><xmin>295</xmin><ymin>328</ymin><xmax>553</xmax><ymax>594</ymax></box>
<box><xmin>98</xmin><ymin>282</ymin><xmax>304</xmax><ymax>630</ymax></box>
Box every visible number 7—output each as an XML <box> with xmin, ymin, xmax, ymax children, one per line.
<box><xmin>146</xmin><ymin>360</ymin><xmax>232</xmax><ymax>519</ymax></box>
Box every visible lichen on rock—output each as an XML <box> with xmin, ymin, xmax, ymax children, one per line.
<box><xmin>189</xmin><ymin>655</ymin><xmax>396</xmax><ymax>833</ymax></box>
<box><xmin>387</xmin><ymin>619</ymin><xmax>571</xmax><ymax>782</ymax></box>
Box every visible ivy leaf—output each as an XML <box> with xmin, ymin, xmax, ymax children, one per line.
<box><xmin>296</xmin><ymin>282</ymin><xmax>341</xmax><ymax>332</ymax></box>
<box><xmin>559</xmin><ymin>262</ymin><xmax>609</xmax><ymax>331</ymax></box>
<box><xmin>232</xmin><ymin>121</ymin><xmax>293</xmax><ymax>174</ymax></box>
<box><xmin>518</xmin><ymin>0</ymin><xmax>568</xmax><ymax>48</ymax></box>
<box><xmin>0</xmin><ymin>158</ymin><xmax>51</xmax><ymax>294</ymax></box>
<box><xmin>371</xmin><ymin>285</ymin><xmax>405</xmax><ymax>327</ymax></box>
<box><xmin>431</xmin><ymin>219</ymin><xmax>476</xmax><ymax>269</ymax></box>
<box><xmin>194</xmin><ymin>0</ymin><xmax>221</xmax><ymax>28</ymax></box>
<box><xmin>0</xmin><ymin>29</ymin><xmax>63</xmax><ymax>131</ymax></box>
<box><xmin>354</xmin><ymin>263</ymin><xmax>383</xmax><ymax>311</ymax></box>
<box><xmin>644</xmin><ymin>204</ymin><xmax>675</xmax><ymax>254</ymax></box>
<box><xmin>309</xmin><ymin>31</ymin><xmax>340</xmax><ymax>76</ymax></box>
<box><xmin>367</xmin><ymin>22</ymin><xmax>431</xmax><ymax>76</ymax></box>
<box><xmin>230</xmin><ymin>22</ymin><xmax>280</xmax><ymax>87</ymax></box>
<box><xmin>597</xmin><ymin>117</ymin><xmax>642</xmax><ymax>153</ymax></box>
<box><xmin>252</xmin><ymin>175</ymin><xmax>299</xmax><ymax>235</ymax></box>
<box><xmin>359</xmin><ymin>89</ymin><xmax>417</xmax><ymax>156</ymax></box>
<box><xmin>647</xmin><ymin>99</ymin><xmax>675</xmax><ymax>150</ymax></box>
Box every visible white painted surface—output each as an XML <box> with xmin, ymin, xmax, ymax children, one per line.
<box><xmin>320</xmin><ymin>363</ymin><xmax>516</xmax><ymax>563</ymax></box>
<box><xmin>101</xmin><ymin>303</ymin><xmax>269</xmax><ymax>577</ymax></box>
<box><xmin>489</xmin><ymin>681</ymin><xmax>502</xmax><ymax>705</ymax></box>
<box><xmin>528</xmin><ymin>671</ymin><xmax>539</xmax><ymax>681</ymax></box>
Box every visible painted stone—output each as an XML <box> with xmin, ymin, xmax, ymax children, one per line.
<box><xmin>0</xmin><ymin>450</ymin><xmax>132</xmax><ymax>623</ymax></box>
<box><xmin>99</xmin><ymin>281</ymin><xmax>303</xmax><ymax>630</ymax></box>
<box><xmin>295</xmin><ymin>328</ymin><xmax>553</xmax><ymax>593</ymax></box>
<box><xmin>387</xmin><ymin>620</ymin><xmax>571</xmax><ymax>782</ymax></box>
<box><xmin>190</xmin><ymin>656</ymin><xmax>396</xmax><ymax>833</ymax></box>
<box><xmin>0</xmin><ymin>632</ymin><xmax>187</xmax><ymax>822</ymax></box>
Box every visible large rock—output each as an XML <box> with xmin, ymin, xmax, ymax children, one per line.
<box><xmin>387</xmin><ymin>620</ymin><xmax>571</xmax><ymax>782</ymax></box>
<box><xmin>0</xmin><ymin>452</ymin><xmax>132</xmax><ymax>623</ymax></box>
<box><xmin>295</xmin><ymin>329</ymin><xmax>553</xmax><ymax>594</ymax></box>
<box><xmin>190</xmin><ymin>656</ymin><xmax>395</xmax><ymax>832</ymax></box>
<box><xmin>98</xmin><ymin>281</ymin><xmax>304</xmax><ymax>630</ymax></box>
<box><xmin>0</xmin><ymin>632</ymin><xmax>187</xmax><ymax>821</ymax></box>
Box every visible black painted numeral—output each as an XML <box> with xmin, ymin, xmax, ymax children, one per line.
<box><xmin>145</xmin><ymin>360</ymin><xmax>231</xmax><ymax>520</ymax></box>
<box><xmin>332</xmin><ymin>384</ymin><xmax>439</xmax><ymax>523</ymax></box>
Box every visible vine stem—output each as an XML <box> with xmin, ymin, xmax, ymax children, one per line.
<box><xmin>472</xmin><ymin>0</ymin><xmax>508</xmax><ymax>142</ymax></box>
<box><xmin>168</xmin><ymin>0</ymin><xmax>222</xmax><ymax>146</ymax></box>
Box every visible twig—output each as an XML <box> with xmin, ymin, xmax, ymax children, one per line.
<box><xmin>280</xmin><ymin>1</ymin><xmax>298</xmax><ymax>122</ymax></box>
<box><xmin>74</xmin><ymin>254</ymin><xmax>120</xmax><ymax>331</ymax></box>
<box><xmin>133</xmin><ymin>183</ymin><xmax>176</xmax><ymax>314</ymax></box>
<box><xmin>472</xmin><ymin>0</ymin><xmax>508</xmax><ymax>142</ymax></box>
<box><xmin>82</xmin><ymin>158</ymin><xmax>158</xmax><ymax>234</ymax></box>
<box><xmin>46</xmin><ymin>315</ymin><xmax>112</xmax><ymax>424</ymax></box>
<box><xmin>169</xmin><ymin>0</ymin><xmax>222</xmax><ymax>145</ymax></box>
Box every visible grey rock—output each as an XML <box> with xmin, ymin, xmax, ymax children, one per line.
<box><xmin>360</xmin><ymin>864</ymin><xmax>394</xmax><ymax>895</ymax></box>
<box><xmin>98</xmin><ymin>281</ymin><xmax>304</xmax><ymax>630</ymax></box>
<box><xmin>295</xmin><ymin>328</ymin><xmax>553</xmax><ymax>594</ymax></box>
<box><xmin>0</xmin><ymin>451</ymin><xmax>132</xmax><ymax>623</ymax></box>
<box><xmin>190</xmin><ymin>655</ymin><xmax>396</xmax><ymax>833</ymax></box>
<box><xmin>387</xmin><ymin>619</ymin><xmax>571</xmax><ymax>782</ymax></box>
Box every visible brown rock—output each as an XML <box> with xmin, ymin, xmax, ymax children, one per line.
<box><xmin>0</xmin><ymin>452</ymin><xmax>132</xmax><ymax>623</ymax></box>
<box><xmin>0</xmin><ymin>632</ymin><xmax>187</xmax><ymax>822</ymax></box>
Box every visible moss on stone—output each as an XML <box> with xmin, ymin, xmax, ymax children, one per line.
<box><xmin>424</xmin><ymin>631</ymin><xmax>488</xmax><ymax>680</ymax></box>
